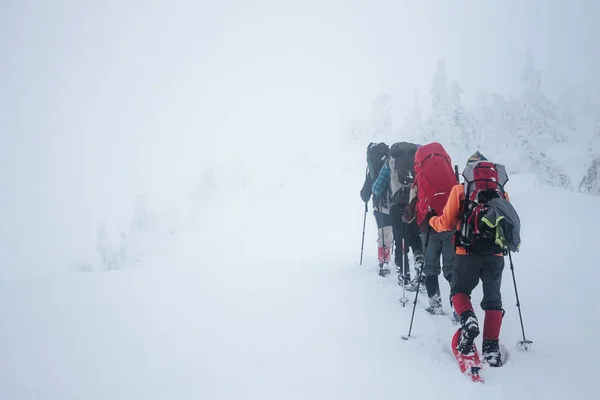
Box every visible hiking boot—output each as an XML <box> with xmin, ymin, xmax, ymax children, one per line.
<box><xmin>425</xmin><ymin>293</ymin><xmax>444</xmax><ymax>315</ymax></box>
<box><xmin>406</xmin><ymin>266</ymin><xmax>425</xmax><ymax>290</ymax></box>
<box><xmin>378</xmin><ymin>264</ymin><xmax>390</xmax><ymax>277</ymax></box>
<box><xmin>456</xmin><ymin>310</ymin><xmax>480</xmax><ymax>355</ymax></box>
<box><xmin>482</xmin><ymin>339</ymin><xmax>503</xmax><ymax>367</ymax></box>
<box><xmin>395</xmin><ymin>262</ymin><xmax>402</xmax><ymax>275</ymax></box>
<box><xmin>398</xmin><ymin>272</ymin><xmax>412</xmax><ymax>288</ymax></box>
<box><xmin>413</xmin><ymin>251</ymin><xmax>424</xmax><ymax>267</ymax></box>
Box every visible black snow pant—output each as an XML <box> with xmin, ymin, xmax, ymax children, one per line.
<box><xmin>450</xmin><ymin>254</ymin><xmax>505</xmax><ymax>310</ymax></box>
<box><xmin>389</xmin><ymin>203</ymin><xmax>422</xmax><ymax>269</ymax></box>
<box><xmin>421</xmin><ymin>230</ymin><xmax>454</xmax><ymax>280</ymax></box>
<box><xmin>373</xmin><ymin>209</ymin><xmax>392</xmax><ymax>229</ymax></box>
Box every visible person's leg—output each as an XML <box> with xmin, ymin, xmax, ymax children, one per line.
<box><xmin>450</xmin><ymin>255</ymin><xmax>480</xmax><ymax>311</ymax></box>
<box><xmin>389</xmin><ymin>204</ymin><xmax>409</xmax><ymax>284</ymax></box>
<box><xmin>381</xmin><ymin>211</ymin><xmax>393</xmax><ymax>263</ymax></box>
<box><xmin>422</xmin><ymin>235</ymin><xmax>444</xmax><ymax>314</ymax></box>
<box><xmin>389</xmin><ymin>204</ymin><xmax>403</xmax><ymax>268</ymax></box>
<box><xmin>480</xmin><ymin>255</ymin><xmax>504</xmax><ymax>311</ymax></box>
<box><xmin>440</xmin><ymin>232</ymin><xmax>457</xmax><ymax>318</ymax></box>
<box><xmin>374</xmin><ymin>210</ymin><xmax>385</xmax><ymax>264</ymax></box>
<box><xmin>480</xmin><ymin>255</ymin><xmax>505</xmax><ymax>367</ymax></box>
<box><xmin>422</xmin><ymin>232</ymin><xmax>442</xmax><ymax>296</ymax></box>
<box><xmin>382</xmin><ymin>225</ymin><xmax>393</xmax><ymax>263</ymax></box>
<box><xmin>407</xmin><ymin>220</ymin><xmax>423</xmax><ymax>262</ymax></box>
<box><xmin>440</xmin><ymin>231</ymin><xmax>455</xmax><ymax>283</ymax></box>
<box><xmin>451</xmin><ymin>254</ymin><xmax>483</xmax><ymax>354</ymax></box>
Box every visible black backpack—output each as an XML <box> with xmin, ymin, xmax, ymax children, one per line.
<box><xmin>388</xmin><ymin>142</ymin><xmax>418</xmax><ymax>205</ymax></box>
<box><xmin>366</xmin><ymin>142</ymin><xmax>389</xmax><ymax>180</ymax></box>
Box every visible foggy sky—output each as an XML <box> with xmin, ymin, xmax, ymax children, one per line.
<box><xmin>0</xmin><ymin>0</ymin><xmax>597</xmax><ymax>277</ymax></box>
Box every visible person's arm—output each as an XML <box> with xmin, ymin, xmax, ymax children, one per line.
<box><xmin>429</xmin><ymin>185</ymin><xmax>462</xmax><ymax>232</ymax></box>
<box><xmin>360</xmin><ymin>172</ymin><xmax>373</xmax><ymax>203</ymax></box>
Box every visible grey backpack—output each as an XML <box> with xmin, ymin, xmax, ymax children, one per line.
<box><xmin>388</xmin><ymin>142</ymin><xmax>418</xmax><ymax>205</ymax></box>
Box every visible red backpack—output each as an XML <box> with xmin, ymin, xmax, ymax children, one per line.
<box><xmin>414</xmin><ymin>142</ymin><xmax>458</xmax><ymax>226</ymax></box>
<box><xmin>456</xmin><ymin>160</ymin><xmax>511</xmax><ymax>254</ymax></box>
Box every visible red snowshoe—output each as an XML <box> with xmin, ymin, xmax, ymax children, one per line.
<box><xmin>451</xmin><ymin>328</ymin><xmax>484</xmax><ymax>383</ymax></box>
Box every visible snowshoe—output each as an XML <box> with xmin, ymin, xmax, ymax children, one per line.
<box><xmin>451</xmin><ymin>328</ymin><xmax>484</xmax><ymax>383</ymax></box>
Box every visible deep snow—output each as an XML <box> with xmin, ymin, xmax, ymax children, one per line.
<box><xmin>0</xmin><ymin>156</ymin><xmax>597</xmax><ymax>400</ymax></box>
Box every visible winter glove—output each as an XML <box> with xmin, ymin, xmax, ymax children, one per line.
<box><xmin>425</xmin><ymin>208</ymin><xmax>437</xmax><ymax>224</ymax></box>
<box><xmin>360</xmin><ymin>187</ymin><xmax>371</xmax><ymax>203</ymax></box>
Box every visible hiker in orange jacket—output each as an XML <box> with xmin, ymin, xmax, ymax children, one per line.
<box><xmin>428</xmin><ymin>151</ymin><xmax>518</xmax><ymax>368</ymax></box>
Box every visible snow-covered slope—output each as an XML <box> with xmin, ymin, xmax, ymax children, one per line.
<box><xmin>0</xmin><ymin>153</ymin><xmax>597</xmax><ymax>400</ymax></box>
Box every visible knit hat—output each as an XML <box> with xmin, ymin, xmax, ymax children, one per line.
<box><xmin>467</xmin><ymin>151</ymin><xmax>487</xmax><ymax>164</ymax></box>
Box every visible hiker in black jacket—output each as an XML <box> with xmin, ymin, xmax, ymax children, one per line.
<box><xmin>360</xmin><ymin>142</ymin><xmax>394</xmax><ymax>276</ymax></box>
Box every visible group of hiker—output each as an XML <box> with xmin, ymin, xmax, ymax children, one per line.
<box><xmin>360</xmin><ymin>141</ymin><xmax>521</xmax><ymax>368</ymax></box>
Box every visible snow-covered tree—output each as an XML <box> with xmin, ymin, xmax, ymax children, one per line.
<box><xmin>515</xmin><ymin>133</ymin><xmax>573</xmax><ymax>190</ymax></box>
<box><xmin>401</xmin><ymin>91</ymin><xmax>427</xmax><ymax>144</ymax></box>
<box><xmin>579</xmin><ymin>114</ymin><xmax>600</xmax><ymax>195</ymax></box>
<box><xmin>347</xmin><ymin>120</ymin><xmax>364</xmax><ymax>141</ymax></box>
<box><xmin>449</xmin><ymin>81</ymin><xmax>472</xmax><ymax>153</ymax></box>
<box><xmin>533</xmin><ymin>152</ymin><xmax>573</xmax><ymax>190</ymax></box>
<box><xmin>132</xmin><ymin>194</ymin><xmax>155</xmax><ymax>232</ymax></box>
<box><xmin>347</xmin><ymin>93</ymin><xmax>394</xmax><ymax>141</ymax></box>
<box><xmin>352</xmin><ymin>57</ymin><xmax>595</xmax><ymax>194</ymax></box>
<box><xmin>426</xmin><ymin>61</ymin><xmax>455</xmax><ymax>146</ymax></box>
<box><xmin>96</xmin><ymin>221</ymin><xmax>119</xmax><ymax>270</ymax></box>
<box><xmin>370</xmin><ymin>93</ymin><xmax>393</xmax><ymax>137</ymax></box>
<box><xmin>470</xmin><ymin>93</ymin><xmax>492</xmax><ymax>150</ymax></box>
<box><xmin>431</xmin><ymin>61</ymin><xmax>450</xmax><ymax>114</ymax></box>
<box><xmin>516</xmin><ymin>52</ymin><xmax>567</xmax><ymax>144</ymax></box>
<box><xmin>557</xmin><ymin>88</ymin><xmax>577</xmax><ymax>132</ymax></box>
<box><xmin>580</xmin><ymin>89</ymin><xmax>600</xmax><ymax>116</ymax></box>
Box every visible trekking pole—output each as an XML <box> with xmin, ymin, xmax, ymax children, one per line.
<box><xmin>360</xmin><ymin>202</ymin><xmax>368</xmax><ymax>265</ymax></box>
<box><xmin>508</xmin><ymin>251</ymin><xmax>533</xmax><ymax>350</ymax></box>
<box><xmin>378</xmin><ymin>198</ymin><xmax>386</xmax><ymax>256</ymax></box>
<box><xmin>399</xmin><ymin>237</ymin><xmax>408</xmax><ymax>306</ymax></box>
<box><xmin>398</xmin><ymin>213</ymin><xmax>409</xmax><ymax>306</ymax></box>
<box><xmin>359</xmin><ymin>166</ymin><xmax>369</xmax><ymax>265</ymax></box>
<box><xmin>402</xmin><ymin>225</ymin><xmax>432</xmax><ymax>340</ymax></box>
<box><xmin>375</xmin><ymin>197</ymin><xmax>388</xmax><ymax>276</ymax></box>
